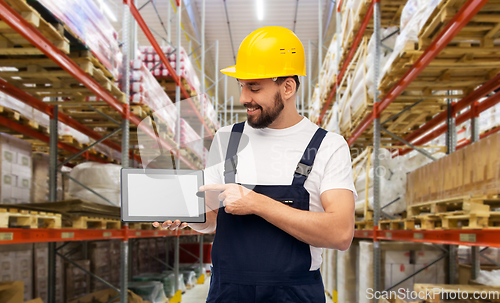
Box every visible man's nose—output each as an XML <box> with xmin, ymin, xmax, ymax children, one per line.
<box><xmin>239</xmin><ymin>86</ymin><xmax>252</xmax><ymax>105</ymax></box>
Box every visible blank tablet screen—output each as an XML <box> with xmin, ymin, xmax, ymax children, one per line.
<box><xmin>121</xmin><ymin>169</ymin><xmax>205</xmax><ymax>223</ymax></box>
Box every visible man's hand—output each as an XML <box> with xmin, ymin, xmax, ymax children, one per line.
<box><xmin>199</xmin><ymin>184</ymin><xmax>260</xmax><ymax>216</ymax></box>
<box><xmin>152</xmin><ymin>220</ymin><xmax>189</xmax><ymax>230</ymax></box>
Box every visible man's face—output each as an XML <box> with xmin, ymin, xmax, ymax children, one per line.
<box><xmin>237</xmin><ymin>78</ymin><xmax>284</xmax><ymax>129</ymax></box>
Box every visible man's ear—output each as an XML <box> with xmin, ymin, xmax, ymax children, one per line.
<box><xmin>281</xmin><ymin>77</ymin><xmax>296</xmax><ymax>101</ymax></box>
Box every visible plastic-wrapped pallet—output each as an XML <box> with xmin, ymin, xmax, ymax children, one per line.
<box><xmin>37</xmin><ymin>0</ymin><xmax>123</xmax><ymax>79</ymax></box>
<box><xmin>68</xmin><ymin>162</ymin><xmax>121</xmax><ymax>206</ymax></box>
<box><xmin>337</xmin><ymin>242</ymin><xmax>357</xmax><ymax>302</ymax></box>
<box><xmin>320</xmin><ymin>248</ymin><xmax>337</xmax><ymax>299</ymax></box>
<box><xmin>323</xmin><ymin>102</ymin><xmax>340</xmax><ymax>134</ymax></box>
<box><xmin>336</xmin><ymin>27</ymin><xmax>397</xmax><ymax>136</ymax></box>
<box><xmin>65</xmin><ymin>260</ymin><xmax>91</xmax><ymax>302</ymax></box>
<box><xmin>139</xmin><ymin>45</ymin><xmax>201</xmax><ymax>94</ymax></box>
<box><xmin>353</xmin><ymin>148</ymin><xmax>446</xmax><ymax>216</ymax></box>
<box><xmin>0</xmin><ymin>244</ymin><xmax>33</xmax><ymax>301</ymax></box>
<box><xmin>0</xmin><ymin>133</ymin><xmax>32</xmax><ymax>205</ymax></box>
<box><xmin>32</xmin><ymin>243</ymin><xmax>64</xmax><ymax>303</ymax></box>
<box><xmin>137</xmin><ymin>46</ymin><xmax>219</xmax><ymax>131</ymax></box>
<box><xmin>180</xmin><ymin>118</ymin><xmax>208</xmax><ymax>166</ymax></box>
<box><xmin>308</xmin><ymin>86</ymin><xmax>321</xmax><ymax>123</ymax></box>
<box><xmin>476</xmin><ymin>270</ymin><xmax>500</xmax><ymax>286</ymax></box>
<box><xmin>382</xmin><ymin>0</ymin><xmax>441</xmax><ymax>80</ymax></box>
<box><xmin>358</xmin><ymin>241</ymin><xmax>446</xmax><ymax>303</ymax></box>
<box><xmin>31</xmin><ymin>153</ymin><xmax>68</xmax><ymax>202</ymax></box>
<box><xmin>128</xmin><ymin>281</ymin><xmax>169</xmax><ymax>303</ymax></box>
<box><xmin>88</xmin><ymin>241</ymin><xmax>112</xmax><ymax>292</ymax></box>
<box><xmin>181</xmin><ymin>270</ymin><xmax>197</xmax><ymax>289</ymax></box>
<box><xmin>0</xmin><ymin>91</ymin><xmax>91</xmax><ymax>145</ymax></box>
<box><xmin>130</xmin><ymin>59</ymin><xmax>178</xmax><ymax>139</ymax></box>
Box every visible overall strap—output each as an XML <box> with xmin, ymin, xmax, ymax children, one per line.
<box><xmin>224</xmin><ymin>122</ymin><xmax>245</xmax><ymax>184</ymax></box>
<box><xmin>292</xmin><ymin>128</ymin><xmax>328</xmax><ymax>186</ymax></box>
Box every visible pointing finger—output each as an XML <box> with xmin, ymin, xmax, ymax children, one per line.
<box><xmin>199</xmin><ymin>184</ymin><xmax>229</xmax><ymax>192</ymax></box>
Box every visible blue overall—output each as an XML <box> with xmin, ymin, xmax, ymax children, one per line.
<box><xmin>207</xmin><ymin>122</ymin><xmax>328</xmax><ymax>303</ymax></box>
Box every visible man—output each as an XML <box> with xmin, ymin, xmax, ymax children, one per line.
<box><xmin>155</xmin><ymin>26</ymin><xmax>356</xmax><ymax>302</ymax></box>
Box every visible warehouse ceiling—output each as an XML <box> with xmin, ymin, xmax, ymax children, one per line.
<box><xmin>106</xmin><ymin>0</ymin><xmax>336</xmax><ymax>122</ymax></box>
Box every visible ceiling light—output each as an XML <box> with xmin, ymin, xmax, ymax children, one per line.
<box><xmin>256</xmin><ymin>0</ymin><xmax>264</xmax><ymax>21</ymax></box>
<box><xmin>98</xmin><ymin>0</ymin><xmax>117</xmax><ymax>22</ymax></box>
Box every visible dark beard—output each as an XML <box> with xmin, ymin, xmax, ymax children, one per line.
<box><xmin>247</xmin><ymin>92</ymin><xmax>284</xmax><ymax>129</ymax></box>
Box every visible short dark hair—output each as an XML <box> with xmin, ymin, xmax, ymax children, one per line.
<box><xmin>274</xmin><ymin>76</ymin><xmax>300</xmax><ymax>92</ymax></box>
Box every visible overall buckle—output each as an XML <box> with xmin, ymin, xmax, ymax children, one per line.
<box><xmin>224</xmin><ymin>156</ymin><xmax>238</xmax><ymax>176</ymax></box>
<box><xmin>295</xmin><ymin>162</ymin><xmax>312</xmax><ymax>177</ymax></box>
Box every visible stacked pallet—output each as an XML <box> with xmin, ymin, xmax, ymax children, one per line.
<box><xmin>139</xmin><ymin>45</ymin><xmax>200</xmax><ymax>95</ymax></box>
<box><xmin>34</xmin><ymin>0</ymin><xmax>122</xmax><ymax>79</ymax></box>
<box><xmin>318</xmin><ymin>0</ymin><xmax>500</xmax><ymax>152</ymax></box>
<box><xmin>352</xmin><ymin>147</ymin><xmax>445</xmax><ymax>230</ymax></box>
<box><xmin>129</xmin><ymin>59</ymin><xmax>178</xmax><ymax>142</ymax></box>
<box><xmin>137</xmin><ymin>46</ymin><xmax>220</xmax><ymax>135</ymax></box>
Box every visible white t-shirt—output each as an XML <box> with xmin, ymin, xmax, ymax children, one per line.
<box><xmin>204</xmin><ymin>117</ymin><xmax>357</xmax><ymax>270</ymax></box>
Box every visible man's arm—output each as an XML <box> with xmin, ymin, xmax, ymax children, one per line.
<box><xmin>253</xmin><ymin>188</ymin><xmax>355</xmax><ymax>250</ymax></box>
<box><xmin>188</xmin><ymin>191</ymin><xmax>219</xmax><ymax>233</ymax></box>
<box><xmin>202</xmin><ymin>184</ymin><xmax>355</xmax><ymax>250</ymax></box>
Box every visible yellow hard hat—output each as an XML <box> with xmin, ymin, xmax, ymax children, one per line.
<box><xmin>220</xmin><ymin>26</ymin><xmax>306</xmax><ymax>79</ymax></box>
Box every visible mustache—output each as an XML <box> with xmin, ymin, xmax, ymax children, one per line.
<box><xmin>244</xmin><ymin>103</ymin><xmax>262</xmax><ymax>109</ymax></box>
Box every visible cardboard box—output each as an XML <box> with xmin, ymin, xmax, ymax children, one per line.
<box><xmin>31</xmin><ymin>153</ymin><xmax>64</xmax><ymax>203</ymax></box>
<box><xmin>15</xmin><ymin>249</ymin><xmax>32</xmax><ymax>301</ymax></box>
<box><xmin>11</xmin><ymin>187</ymin><xmax>23</xmax><ymax>200</ymax></box>
<box><xmin>358</xmin><ymin>241</ymin><xmax>446</xmax><ymax>303</ymax></box>
<box><xmin>65</xmin><ymin>260</ymin><xmax>91</xmax><ymax>302</ymax></box>
<box><xmin>33</xmin><ymin>243</ymin><xmax>48</xmax><ymax>302</ymax></box>
<box><xmin>1</xmin><ymin>150</ymin><xmax>14</xmax><ymax>172</ymax></box>
<box><xmin>407</xmin><ymin>131</ymin><xmax>500</xmax><ymax>205</ymax></box>
<box><xmin>0</xmin><ymin>281</ymin><xmax>24</xmax><ymax>303</ymax></box>
<box><xmin>459</xmin><ymin>264</ymin><xmax>500</xmax><ymax>285</ymax></box>
<box><xmin>0</xmin><ymin>251</ymin><xmax>15</xmax><ymax>282</ymax></box>
<box><xmin>0</xmin><ymin>134</ymin><xmax>32</xmax><ymax>204</ymax></box>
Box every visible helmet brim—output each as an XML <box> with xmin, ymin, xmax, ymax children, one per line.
<box><xmin>221</xmin><ymin>65</ymin><xmax>306</xmax><ymax>80</ymax></box>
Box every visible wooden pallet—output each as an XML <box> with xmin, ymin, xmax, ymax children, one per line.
<box><xmin>441</xmin><ymin>212</ymin><xmax>493</xmax><ymax>229</ymax></box>
<box><xmin>180</xmin><ymin>148</ymin><xmax>204</xmax><ymax>169</ymax></box>
<box><xmin>338</xmin><ymin>0</ymin><xmax>407</xmax><ymax>70</ymax></box>
<box><xmin>407</xmin><ymin>196</ymin><xmax>500</xmax><ymax>218</ymax></box>
<box><xmin>379</xmin><ymin>0</ymin><xmax>500</xmax><ymax>93</ymax></box>
<box><xmin>1</xmin><ymin>0</ymin><xmax>70</xmax><ymax>54</ymax></box>
<box><xmin>411</xmin><ymin>211</ymin><xmax>500</xmax><ymax>230</ymax></box>
<box><xmin>0</xmin><ymin>60</ymin><xmax>125</xmax><ymax>102</ymax></box>
<box><xmin>70</xmin><ymin>216</ymin><xmax>121</xmax><ymax>229</ymax></box>
<box><xmin>355</xmin><ymin>220</ymin><xmax>374</xmax><ymax>230</ymax></box>
<box><xmin>379</xmin><ymin>219</ymin><xmax>416</xmax><ymax>230</ymax></box>
<box><xmin>413</xmin><ymin>283</ymin><xmax>500</xmax><ymax>303</ymax></box>
<box><xmin>129</xmin><ymin>222</ymin><xmax>159</xmax><ymax>230</ymax></box>
<box><xmin>0</xmin><ymin>207</ymin><xmax>61</xmax><ymax>228</ymax></box>
<box><xmin>344</xmin><ymin>0</ymin><xmax>500</xmax><ymax>149</ymax></box>
<box><xmin>0</xmin><ymin>102</ymin><xmax>116</xmax><ymax>165</ymax></box>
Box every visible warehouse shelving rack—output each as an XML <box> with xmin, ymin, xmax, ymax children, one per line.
<box><xmin>0</xmin><ymin>0</ymin><xmax>216</xmax><ymax>302</ymax></box>
<box><xmin>315</xmin><ymin>0</ymin><xmax>500</xmax><ymax>300</ymax></box>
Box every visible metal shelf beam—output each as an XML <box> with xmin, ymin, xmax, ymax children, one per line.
<box><xmin>0</xmin><ymin>116</ymin><xmax>108</xmax><ymax>163</ymax></box>
<box><xmin>396</xmin><ymin>73</ymin><xmax>500</xmax><ymax>156</ymax></box>
<box><xmin>397</xmin><ymin>88</ymin><xmax>500</xmax><ymax>155</ymax></box>
<box><xmin>0</xmin><ymin>227</ymin><xmax>205</xmax><ymax>245</ymax></box>
<box><xmin>347</xmin><ymin>0</ymin><xmax>489</xmax><ymax>146</ymax></box>
<box><xmin>354</xmin><ymin>229</ymin><xmax>500</xmax><ymax>248</ymax></box>
<box><xmin>126</xmin><ymin>0</ymin><xmax>213</xmax><ymax>139</ymax></box>
<box><xmin>0</xmin><ymin>0</ymin><xmax>197</xmax><ymax>169</ymax></box>
<box><xmin>317</xmin><ymin>0</ymin><xmax>374</xmax><ymax>125</ymax></box>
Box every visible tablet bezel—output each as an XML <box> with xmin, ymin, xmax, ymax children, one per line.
<box><xmin>121</xmin><ymin>168</ymin><xmax>206</xmax><ymax>223</ymax></box>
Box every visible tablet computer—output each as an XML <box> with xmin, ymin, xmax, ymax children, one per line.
<box><xmin>121</xmin><ymin>168</ymin><xmax>206</xmax><ymax>223</ymax></box>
